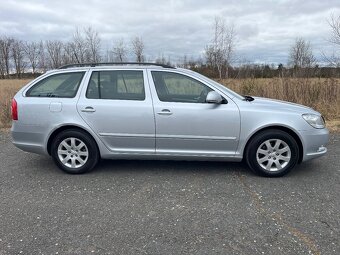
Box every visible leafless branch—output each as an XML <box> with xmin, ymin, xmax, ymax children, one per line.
<box><xmin>84</xmin><ymin>26</ymin><xmax>101</xmax><ymax>62</ymax></box>
<box><xmin>112</xmin><ymin>39</ymin><xmax>127</xmax><ymax>62</ymax></box>
<box><xmin>24</xmin><ymin>41</ymin><xmax>40</xmax><ymax>73</ymax></box>
<box><xmin>328</xmin><ymin>13</ymin><xmax>340</xmax><ymax>46</ymax></box>
<box><xmin>131</xmin><ymin>36</ymin><xmax>145</xmax><ymax>63</ymax></box>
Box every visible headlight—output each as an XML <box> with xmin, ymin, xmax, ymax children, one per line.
<box><xmin>302</xmin><ymin>114</ymin><xmax>325</xmax><ymax>129</ymax></box>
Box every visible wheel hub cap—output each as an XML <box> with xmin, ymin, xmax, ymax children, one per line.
<box><xmin>256</xmin><ymin>139</ymin><xmax>291</xmax><ymax>172</ymax></box>
<box><xmin>57</xmin><ymin>137</ymin><xmax>89</xmax><ymax>168</ymax></box>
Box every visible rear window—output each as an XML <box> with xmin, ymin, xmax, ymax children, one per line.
<box><xmin>26</xmin><ymin>72</ymin><xmax>85</xmax><ymax>98</ymax></box>
<box><xmin>86</xmin><ymin>70</ymin><xmax>145</xmax><ymax>101</ymax></box>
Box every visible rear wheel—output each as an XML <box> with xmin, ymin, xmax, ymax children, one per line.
<box><xmin>245</xmin><ymin>129</ymin><xmax>299</xmax><ymax>177</ymax></box>
<box><xmin>51</xmin><ymin>129</ymin><xmax>99</xmax><ymax>174</ymax></box>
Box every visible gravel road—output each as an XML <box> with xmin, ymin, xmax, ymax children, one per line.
<box><xmin>0</xmin><ymin>131</ymin><xmax>339</xmax><ymax>255</ymax></box>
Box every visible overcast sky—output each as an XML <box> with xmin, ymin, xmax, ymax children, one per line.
<box><xmin>0</xmin><ymin>0</ymin><xmax>339</xmax><ymax>65</ymax></box>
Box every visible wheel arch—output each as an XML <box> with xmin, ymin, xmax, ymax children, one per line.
<box><xmin>243</xmin><ymin>125</ymin><xmax>304</xmax><ymax>163</ymax></box>
<box><xmin>47</xmin><ymin>125</ymin><xmax>100</xmax><ymax>156</ymax></box>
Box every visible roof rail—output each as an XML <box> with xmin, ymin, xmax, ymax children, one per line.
<box><xmin>58</xmin><ymin>62</ymin><xmax>175</xmax><ymax>69</ymax></box>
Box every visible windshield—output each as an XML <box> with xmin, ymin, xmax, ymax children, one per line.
<box><xmin>180</xmin><ymin>69</ymin><xmax>245</xmax><ymax>100</ymax></box>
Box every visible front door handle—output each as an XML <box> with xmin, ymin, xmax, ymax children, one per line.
<box><xmin>157</xmin><ymin>109</ymin><xmax>173</xmax><ymax>115</ymax></box>
<box><xmin>81</xmin><ymin>106</ymin><xmax>96</xmax><ymax>113</ymax></box>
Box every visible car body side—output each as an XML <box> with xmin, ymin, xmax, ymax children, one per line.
<box><xmin>11</xmin><ymin>67</ymin><xmax>329</xmax><ymax>163</ymax></box>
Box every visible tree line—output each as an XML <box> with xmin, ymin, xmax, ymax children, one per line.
<box><xmin>0</xmin><ymin>14</ymin><xmax>339</xmax><ymax>79</ymax></box>
<box><xmin>0</xmin><ymin>27</ymin><xmax>146</xmax><ymax>78</ymax></box>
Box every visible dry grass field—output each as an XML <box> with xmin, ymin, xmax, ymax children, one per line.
<box><xmin>0</xmin><ymin>79</ymin><xmax>31</xmax><ymax>128</ymax></box>
<box><xmin>0</xmin><ymin>78</ymin><xmax>339</xmax><ymax>131</ymax></box>
<box><xmin>220</xmin><ymin>78</ymin><xmax>340</xmax><ymax>118</ymax></box>
<box><xmin>223</xmin><ymin>78</ymin><xmax>340</xmax><ymax>131</ymax></box>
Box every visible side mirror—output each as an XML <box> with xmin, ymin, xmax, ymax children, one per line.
<box><xmin>206</xmin><ymin>91</ymin><xmax>223</xmax><ymax>104</ymax></box>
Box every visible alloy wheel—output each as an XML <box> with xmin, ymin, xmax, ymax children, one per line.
<box><xmin>256</xmin><ymin>139</ymin><xmax>291</xmax><ymax>171</ymax></box>
<box><xmin>57</xmin><ymin>137</ymin><xmax>89</xmax><ymax>168</ymax></box>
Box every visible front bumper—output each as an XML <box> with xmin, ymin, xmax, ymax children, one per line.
<box><xmin>300</xmin><ymin>128</ymin><xmax>329</xmax><ymax>162</ymax></box>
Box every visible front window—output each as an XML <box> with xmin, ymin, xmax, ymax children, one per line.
<box><xmin>185</xmin><ymin>70</ymin><xmax>245</xmax><ymax>100</ymax></box>
<box><xmin>151</xmin><ymin>71</ymin><xmax>213</xmax><ymax>103</ymax></box>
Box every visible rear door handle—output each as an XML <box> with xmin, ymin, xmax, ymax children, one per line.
<box><xmin>81</xmin><ymin>106</ymin><xmax>96</xmax><ymax>113</ymax></box>
<box><xmin>157</xmin><ymin>109</ymin><xmax>173</xmax><ymax>115</ymax></box>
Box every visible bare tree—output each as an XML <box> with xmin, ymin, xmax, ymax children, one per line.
<box><xmin>155</xmin><ymin>53</ymin><xmax>167</xmax><ymax>65</ymax></box>
<box><xmin>84</xmin><ymin>27</ymin><xmax>101</xmax><ymax>62</ymax></box>
<box><xmin>329</xmin><ymin>13</ymin><xmax>340</xmax><ymax>46</ymax></box>
<box><xmin>131</xmin><ymin>36</ymin><xmax>145</xmax><ymax>63</ymax></box>
<box><xmin>177</xmin><ymin>54</ymin><xmax>190</xmax><ymax>68</ymax></box>
<box><xmin>205</xmin><ymin>16</ymin><xmax>236</xmax><ymax>79</ymax></box>
<box><xmin>46</xmin><ymin>40</ymin><xmax>63</xmax><ymax>68</ymax></box>
<box><xmin>62</xmin><ymin>42</ymin><xmax>76</xmax><ymax>65</ymax></box>
<box><xmin>0</xmin><ymin>51</ymin><xmax>4</xmax><ymax>78</ymax></box>
<box><xmin>70</xmin><ymin>27</ymin><xmax>88</xmax><ymax>63</ymax></box>
<box><xmin>24</xmin><ymin>41</ymin><xmax>41</xmax><ymax>74</ymax></box>
<box><xmin>182</xmin><ymin>54</ymin><xmax>188</xmax><ymax>68</ymax></box>
<box><xmin>112</xmin><ymin>39</ymin><xmax>127</xmax><ymax>62</ymax></box>
<box><xmin>204</xmin><ymin>45</ymin><xmax>215</xmax><ymax>67</ymax></box>
<box><xmin>289</xmin><ymin>38</ymin><xmax>315</xmax><ymax>69</ymax></box>
<box><xmin>221</xmin><ymin>20</ymin><xmax>235</xmax><ymax>78</ymax></box>
<box><xmin>288</xmin><ymin>38</ymin><xmax>316</xmax><ymax>77</ymax></box>
<box><xmin>325</xmin><ymin>14</ymin><xmax>340</xmax><ymax>66</ymax></box>
<box><xmin>38</xmin><ymin>41</ymin><xmax>47</xmax><ymax>72</ymax></box>
<box><xmin>0</xmin><ymin>36</ymin><xmax>14</xmax><ymax>76</ymax></box>
<box><xmin>12</xmin><ymin>39</ymin><xmax>27</xmax><ymax>78</ymax></box>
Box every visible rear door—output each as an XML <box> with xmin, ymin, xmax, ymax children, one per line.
<box><xmin>77</xmin><ymin>69</ymin><xmax>155</xmax><ymax>153</ymax></box>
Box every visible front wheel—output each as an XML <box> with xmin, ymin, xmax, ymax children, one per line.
<box><xmin>245</xmin><ymin>130</ymin><xmax>299</xmax><ymax>177</ymax></box>
<box><xmin>51</xmin><ymin>129</ymin><xmax>99</xmax><ymax>174</ymax></box>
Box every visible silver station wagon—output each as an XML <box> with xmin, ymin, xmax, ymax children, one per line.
<box><xmin>11</xmin><ymin>63</ymin><xmax>329</xmax><ymax>177</ymax></box>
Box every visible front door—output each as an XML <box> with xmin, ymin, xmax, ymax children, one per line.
<box><xmin>77</xmin><ymin>69</ymin><xmax>155</xmax><ymax>153</ymax></box>
<box><xmin>147</xmin><ymin>70</ymin><xmax>240</xmax><ymax>157</ymax></box>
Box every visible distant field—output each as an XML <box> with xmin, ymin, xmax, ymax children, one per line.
<box><xmin>1</xmin><ymin>78</ymin><xmax>339</xmax><ymax>131</ymax></box>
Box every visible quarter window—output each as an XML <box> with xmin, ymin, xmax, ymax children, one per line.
<box><xmin>26</xmin><ymin>72</ymin><xmax>85</xmax><ymax>98</ymax></box>
<box><xmin>151</xmin><ymin>71</ymin><xmax>213</xmax><ymax>103</ymax></box>
<box><xmin>86</xmin><ymin>70</ymin><xmax>145</xmax><ymax>101</ymax></box>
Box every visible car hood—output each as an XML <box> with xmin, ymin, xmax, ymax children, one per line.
<box><xmin>250</xmin><ymin>97</ymin><xmax>318</xmax><ymax>114</ymax></box>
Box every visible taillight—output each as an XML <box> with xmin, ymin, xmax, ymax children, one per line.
<box><xmin>11</xmin><ymin>99</ymin><xmax>18</xmax><ymax>120</ymax></box>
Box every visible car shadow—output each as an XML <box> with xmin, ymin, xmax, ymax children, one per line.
<box><xmin>30</xmin><ymin>154</ymin><xmax>324</xmax><ymax>178</ymax></box>
<box><xmin>93</xmin><ymin>158</ymin><xmax>251</xmax><ymax>176</ymax></box>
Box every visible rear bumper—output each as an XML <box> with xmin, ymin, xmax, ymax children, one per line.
<box><xmin>11</xmin><ymin>123</ymin><xmax>48</xmax><ymax>155</ymax></box>
<box><xmin>300</xmin><ymin>128</ymin><xmax>329</xmax><ymax>162</ymax></box>
<box><xmin>12</xmin><ymin>141</ymin><xmax>46</xmax><ymax>154</ymax></box>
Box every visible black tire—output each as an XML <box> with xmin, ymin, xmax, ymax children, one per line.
<box><xmin>245</xmin><ymin>129</ymin><xmax>299</xmax><ymax>177</ymax></box>
<box><xmin>51</xmin><ymin>129</ymin><xmax>99</xmax><ymax>174</ymax></box>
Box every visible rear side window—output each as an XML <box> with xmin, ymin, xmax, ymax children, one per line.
<box><xmin>26</xmin><ymin>72</ymin><xmax>85</xmax><ymax>98</ymax></box>
<box><xmin>86</xmin><ymin>70</ymin><xmax>145</xmax><ymax>101</ymax></box>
